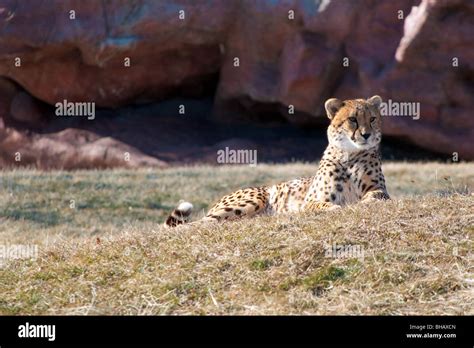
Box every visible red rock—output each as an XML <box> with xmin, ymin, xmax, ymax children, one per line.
<box><xmin>382</xmin><ymin>0</ymin><xmax>474</xmax><ymax>159</ymax></box>
<box><xmin>0</xmin><ymin>0</ymin><xmax>232</xmax><ymax>107</ymax></box>
<box><xmin>0</xmin><ymin>77</ymin><xmax>19</xmax><ymax>120</ymax></box>
<box><xmin>9</xmin><ymin>91</ymin><xmax>45</xmax><ymax>126</ymax></box>
<box><xmin>0</xmin><ymin>127</ymin><xmax>167</xmax><ymax>169</ymax></box>
<box><xmin>0</xmin><ymin>0</ymin><xmax>472</xmax><ymax>167</ymax></box>
<box><xmin>278</xmin><ymin>32</ymin><xmax>344</xmax><ymax>118</ymax></box>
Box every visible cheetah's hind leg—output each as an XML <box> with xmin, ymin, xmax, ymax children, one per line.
<box><xmin>204</xmin><ymin>187</ymin><xmax>269</xmax><ymax>222</ymax></box>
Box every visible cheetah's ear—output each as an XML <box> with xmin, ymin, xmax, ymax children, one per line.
<box><xmin>324</xmin><ymin>98</ymin><xmax>344</xmax><ymax>120</ymax></box>
<box><xmin>367</xmin><ymin>95</ymin><xmax>382</xmax><ymax>109</ymax></box>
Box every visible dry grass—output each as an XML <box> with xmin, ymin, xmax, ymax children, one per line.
<box><xmin>0</xmin><ymin>162</ymin><xmax>473</xmax><ymax>315</ymax></box>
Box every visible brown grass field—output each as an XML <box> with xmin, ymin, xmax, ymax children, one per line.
<box><xmin>0</xmin><ymin>162</ymin><xmax>473</xmax><ymax>315</ymax></box>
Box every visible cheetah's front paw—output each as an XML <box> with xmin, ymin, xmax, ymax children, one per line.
<box><xmin>327</xmin><ymin>204</ymin><xmax>342</xmax><ymax>211</ymax></box>
<box><xmin>361</xmin><ymin>190</ymin><xmax>390</xmax><ymax>203</ymax></box>
<box><xmin>305</xmin><ymin>201</ymin><xmax>341</xmax><ymax>212</ymax></box>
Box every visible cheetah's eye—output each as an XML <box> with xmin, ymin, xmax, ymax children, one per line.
<box><xmin>348</xmin><ymin>117</ymin><xmax>357</xmax><ymax>123</ymax></box>
<box><xmin>370</xmin><ymin>117</ymin><xmax>376</xmax><ymax>122</ymax></box>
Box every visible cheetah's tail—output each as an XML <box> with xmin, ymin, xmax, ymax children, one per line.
<box><xmin>163</xmin><ymin>201</ymin><xmax>194</xmax><ymax>227</ymax></box>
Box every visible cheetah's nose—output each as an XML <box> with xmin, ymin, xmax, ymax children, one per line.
<box><xmin>361</xmin><ymin>133</ymin><xmax>371</xmax><ymax>140</ymax></box>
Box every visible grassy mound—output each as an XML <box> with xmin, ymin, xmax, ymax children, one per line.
<box><xmin>0</xmin><ymin>162</ymin><xmax>472</xmax><ymax>315</ymax></box>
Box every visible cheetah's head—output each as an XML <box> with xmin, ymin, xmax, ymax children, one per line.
<box><xmin>325</xmin><ymin>95</ymin><xmax>383</xmax><ymax>152</ymax></box>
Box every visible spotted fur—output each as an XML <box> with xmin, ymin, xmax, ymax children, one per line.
<box><xmin>164</xmin><ymin>95</ymin><xmax>390</xmax><ymax>227</ymax></box>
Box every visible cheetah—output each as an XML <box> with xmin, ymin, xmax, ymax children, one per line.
<box><xmin>164</xmin><ymin>95</ymin><xmax>390</xmax><ymax>227</ymax></box>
